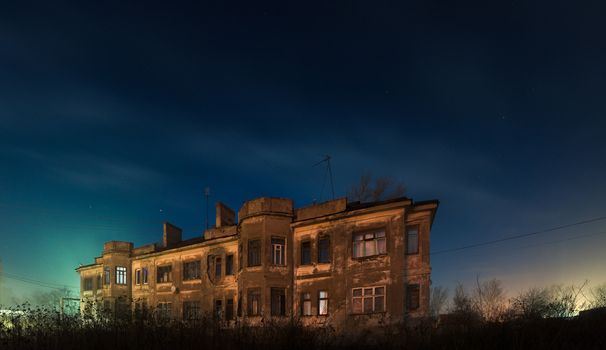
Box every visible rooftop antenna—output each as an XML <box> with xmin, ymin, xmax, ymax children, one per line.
<box><xmin>204</xmin><ymin>187</ymin><xmax>211</xmax><ymax>229</ymax></box>
<box><xmin>313</xmin><ymin>155</ymin><xmax>335</xmax><ymax>201</ymax></box>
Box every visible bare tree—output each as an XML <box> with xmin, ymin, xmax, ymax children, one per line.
<box><xmin>347</xmin><ymin>173</ymin><xmax>406</xmax><ymax>202</ymax></box>
<box><xmin>547</xmin><ymin>281</ymin><xmax>589</xmax><ymax>318</ymax></box>
<box><xmin>430</xmin><ymin>286</ymin><xmax>449</xmax><ymax>318</ymax></box>
<box><xmin>472</xmin><ymin>278</ymin><xmax>507</xmax><ymax>322</ymax></box>
<box><xmin>451</xmin><ymin>282</ymin><xmax>473</xmax><ymax>314</ymax></box>
<box><xmin>510</xmin><ymin>287</ymin><xmax>552</xmax><ymax>319</ymax></box>
<box><xmin>589</xmin><ymin>283</ymin><xmax>606</xmax><ymax>308</ymax></box>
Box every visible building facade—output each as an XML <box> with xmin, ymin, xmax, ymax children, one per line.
<box><xmin>76</xmin><ymin>196</ymin><xmax>438</xmax><ymax>328</ymax></box>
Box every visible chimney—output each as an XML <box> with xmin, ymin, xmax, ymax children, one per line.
<box><xmin>215</xmin><ymin>202</ymin><xmax>236</xmax><ymax>227</ymax></box>
<box><xmin>163</xmin><ymin>222</ymin><xmax>182</xmax><ymax>247</ymax></box>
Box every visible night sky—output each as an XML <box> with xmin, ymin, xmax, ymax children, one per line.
<box><xmin>1</xmin><ymin>0</ymin><xmax>606</xmax><ymax>303</ymax></box>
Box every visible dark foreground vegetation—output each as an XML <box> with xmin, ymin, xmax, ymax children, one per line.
<box><xmin>1</xmin><ymin>308</ymin><xmax>606</xmax><ymax>350</ymax></box>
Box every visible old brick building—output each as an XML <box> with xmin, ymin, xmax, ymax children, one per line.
<box><xmin>77</xmin><ymin>196</ymin><xmax>438</xmax><ymax>328</ymax></box>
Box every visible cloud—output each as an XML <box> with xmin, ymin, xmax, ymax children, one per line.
<box><xmin>6</xmin><ymin>147</ymin><xmax>163</xmax><ymax>191</ymax></box>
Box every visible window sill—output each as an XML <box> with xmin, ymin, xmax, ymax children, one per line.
<box><xmin>350</xmin><ymin>311</ymin><xmax>387</xmax><ymax>316</ymax></box>
<box><xmin>182</xmin><ymin>279</ymin><xmax>202</xmax><ymax>283</ymax></box>
<box><xmin>351</xmin><ymin>254</ymin><xmax>387</xmax><ymax>262</ymax></box>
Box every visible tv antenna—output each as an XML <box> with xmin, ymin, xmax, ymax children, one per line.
<box><xmin>204</xmin><ymin>187</ymin><xmax>211</xmax><ymax>229</ymax></box>
<box><xmin>313</xmin><ymin>155</ymin><xmax>335</xmax><ymax>201</ymax></box>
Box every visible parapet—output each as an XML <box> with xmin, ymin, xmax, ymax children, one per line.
<box><xmin>103</xmin><ymin>241</ymin><xmax>133</xmax><ymax>254</ymax></box>
<box><xmin>238</xmin><ymin>197</ymin><xmax>293</xmax><ymax>221</ymax></box>
<box><xmin>294</xmin><ymin>198</ymin><xmax>347</xmax><ymax>221</ymax></box>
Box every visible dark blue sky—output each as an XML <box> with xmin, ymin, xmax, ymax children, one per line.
<box><xmin>1</xmin><ymin>0</ymin><xmax>606</xmax><ymax>302</ymax></box>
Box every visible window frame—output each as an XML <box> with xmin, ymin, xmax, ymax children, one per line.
<box><xmin>406</xmin><ymin>225</ymin><xmax>420</xmax><ymax>255</ymax></box>
<box><xmin>271</xmin><ymin>237</ymin><xmax>286</xmax><ymax>266</ymax></box>
<box><xmin>83</xmin><ymin>277</ymin><xmax>93</xmax><ymax>291</ymax></box>
<box><xmin>406</xmin><ymin>284</ymin><xmax>420</xmax><ymax>311</ymax></box>
<box><xmin>104</xmin><ymin>266</ymin><xmax>111</xmax><ymax>285</ymax></box>
<box><xmin>352</xmin><ymin>230</ymin><xmax>387</xmax><ymax>259</ymax></box>
<box><xmin>115</xmin><ymin>266</ymin><xmax>127</xmax><ymax>285</ymax></box>
<box><xmin>271</xmin><ymin>287</ymin><xmax>287</xmax><ymax>316</ymax></box>
<box><xmin>248</xmin><ymin>239</ymin><xmax>261</xmax><ymax>267</ymax></box>
<box><xmin>157</xmin><ymin>265</ymin><xmax>173</xmax><ymax>284</ymax></box>
<box><xmin>215</xmin><ymin>256</ymin><xmax>222</xmax><ymax>280</ymax></box>
<box><xmin>318</xmin><ymin>290</ymin><xmax>329</xmax><ymax>316</ymax></box>
<box><xmin>183</xmin><ymin>260</ymin><xmax>201</xmax><ymax>281</ymax></box>
<box><xmin>225</xmin><ymin>298</ymin><xmax>234</xmax><ymax>320</ymax></box>
<box><xmin>142</xmin><ymin>267</ymin><xmax>149</xmax><ymax>284</ymax></box>
<box><xmin>301</xmin><ymin>292</ymin><xmax>312</xmax><ymax>316</ymax></box>
<box><xmin>135</xmin><ymin>269</ymin><xmax>141</xmax><ymax>285</ymax></box>
<box><xmin>351</xmin><ymin>286</ymin><xmax>386</xmax><ymax>314</ymax></box>
<box><xmin>183</xmin><ymin>301</ymin><xmax>201</xmax><ymax>321</ymax></box>
<box><xmin>226</xmin><ymin>254</ymin><xmax>234</xmax><ymax>275</ymax></box>
<box><xmin>300</xmin><ymin>240</ymin><xmax>311</xmax><ymax>266</ymax></box>
<box><xmin>318</xmin><ymin>235</ymin><xmax>331</xmax><ymax>264</ymax></box>
<box><xmin>247</xmin><ymin>289</ymin><xmax>261</xmax><ymax>316</ymax></box>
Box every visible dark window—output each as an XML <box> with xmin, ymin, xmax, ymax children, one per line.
<box><xmin>96</xmin><ymin>274</ymin><xmax>102</xmax><ymax>290</ymax></box>
<box><xmin>318</xmin><ymin>236</ymin><xmax>331</xmax><ymax>263</ymax></box>
<box><xmin>226</xmin><ymin>255</ymin><xmax>234</xmax><ymax>275</ymax></box>
<box><xmin>352</xmin><ymin>286</ymin><xmax>385</xmax><ymax>314</ymax></box>
<box><xmin>104</xmin><ymin>266</ymin><xmax>111</xmax><ymax>285</ymax></box>
<box><xmin>183</xmin><ymin>261</ymin><xmax>201</xmax><ymax>280</ymax></box>
<box><xmin>142</xmin><ymin>267</ymin><xmax>148</xmax><ymax>284</ymax></box>
<box><xmin>301</xmin><ymin>292</ymin><xmax>312</xmax><ymax>316</ymax></box>
<box><xmin>352</xmin><ymin>231</ymin><xmax>386</xmax><ymax>258</ymax></box>
<box><xmin>407</xmin><ymin>284</ymin><xmax>420</xmax><ymax>311</ymax></box>
<box><xmin>215</xmin><ymin>257</ymin><xmax>222</xmax><ymax>279</ymax></box>
<box><xmin>301</xmin><ymin>241</ymin><xmax>311</xmax><ymax>265</ymax></box>
<box><xmin>157</xmin><ymin>302</ymin><xmax>172</xmax><ymax>319</ymax></box>
<box><xmin>248</xmin><ymin>240</ymin><xmax>261</xmax><ymax>267</ymax></box>
<box><xmin>215</xmin><ymin>299</ymin><xmax>223</xmax><ymax>320</ymax></box>
<box><xmin>135</xmin><ymin>269</ymin><xmax>141</xmax><ymax>285</ymax></box>
<box><xmin>134</xmin><ymin>300</ymin><xmax>148</xmax><ymax>319</ymax></box>
<box><xmin>157</xmin><ymin>265</ymin><xmax>172</xmax><ymax>283</ymax></box>
<box><xmin>272</xmin><ymin>238</ymin><xmax>286</xmax><ymax>266</ymax></box>
<box><xmin>318</xmin><ymin>290</ymin><xmax>329</xmax><ymax>315</ymax></box>
<box><xmin>406</xmin><ymin>226</ymin><xmax>419</xmax><ymax>255</ymax></box>
<box><xmin>116</xmin><ymin>266</ymin><xmax>127</xmax><ymax>285</ymax></box>
<box><xmin>226</xmin><ymin>299</ymin><xmax>234</xmax><ymax>320</ymax></box>
<box><xmin>271</xmin><ymin>288</ymin><xmax>286</xmax><ymax>316</ymax></box>
<box><xmin>237</xmin><ymin>295</ymin><xmax>242</xmax><ymax>317</ymax></box>
<box><xmin>83</xmin><ymin>277</ymin><xmax>93</xmax><ymax>291</ymax></box>
<box><xmin>183</xmin><ymin>301</ymin><xmax>200</xmax><ymax>320</ymax></box>
<box><xmin>248</xmin><ymin>289</ymin><xmax>261</xmax><ymax>316</ymax></box>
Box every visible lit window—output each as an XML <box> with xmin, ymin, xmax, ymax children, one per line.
<box><xmin>157</xmin><ymin>265</ymin><xmax>172</xmax><ymax>283</ymax></box>
<box><xmin>116</xmin><ymin>266</ymin><xmax>127</xmax><ymax>285</ymax></box>
<box><xmin>352</xmin><ymin>286</ymin><xmax>385</xmax><ymax>314</ymax></box>
<box><xmin>353</xmin><ymin>231</ymin><xmax>386</xmax><ymax>258</ymax></box>
<box><xmin>272</xmin><ymin>237</ymin><xmax>286</xmax><ymax>266</ymax></box>
<box><xmin>301</xmin><ymin>292</ymin><xmax>312</xmax><ymax>316</ymax></box>
<box><xmin>318</xmin><ymin>290</ymin><xmax>329</xmax><ymax>315</ymax></box>
<box><xmin>406</xmin><ymin>226</ymin><xmax>419</xmax><ymax>255</ymax></box>
<box><xmin>318</xmin><ymin>236</ymin><xmax>331</xmax><ymax>263</ymax></box>
<box><xmin>248</xmin><ymin>289</ymin><xmax>261</xmax><ymax>316</ymax></box>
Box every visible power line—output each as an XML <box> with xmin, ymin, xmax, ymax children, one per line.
<box><xmin>0</xmin><ymin>272</ymin><xmax>79</xmax><ymax>291</ymax></box>
<box><xmin>429</xmin><ymin>215</ymin><xmax>606</xmax><ymax>256</ymax></box>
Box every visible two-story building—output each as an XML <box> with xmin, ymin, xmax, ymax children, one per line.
<box><xmin>76</xmin><ymin>196</ymin><xmax>438</xmax><ymax>329</ymax></box>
